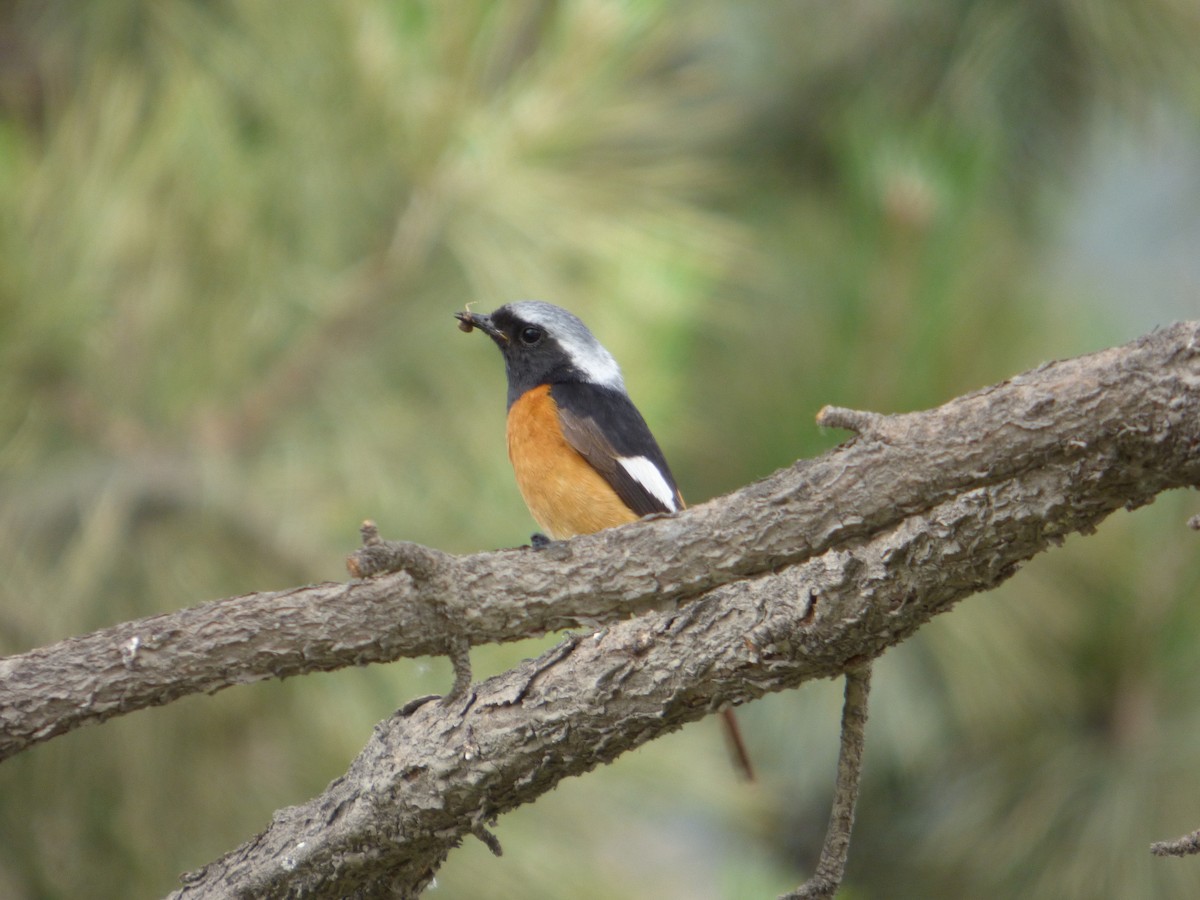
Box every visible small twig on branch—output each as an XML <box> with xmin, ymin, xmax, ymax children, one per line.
<box><xmin>347</xmin><ymin>520</ymin><xmax>474</xmax><ymax>697</ymax></box>
<box><xmin>346</xmin><ymin>520</ymin><xmax>454</xmax><ymax>580</ymax></box>
<box><xmin>1151</xmin><ymin>828</ymin><xmax>1200</xmax><ymax>858</ymax></box>
<box><xmin>471</xmin><ymin>822</ymin><xmax>504</xmax><ymax>857</ymax></box>
<box><xmin>816</xmin><ymin>405</ymin><xmax>887</xmax><ymax>436</ymax></box>
<box><xmin>781</xmin><ymin>663</ymin><xmax>873</xmax><ymax>900</ymax></box>
<box><xmin>443</xmin><ymin>633</ymin><xmax>473</xmax><ymax>702</ymax></box>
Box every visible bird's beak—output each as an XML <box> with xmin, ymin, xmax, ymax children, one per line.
<box><xmin>454</xmin><ymin>310</ymin><xmax>507</xmax><ymax>343</ymax></box>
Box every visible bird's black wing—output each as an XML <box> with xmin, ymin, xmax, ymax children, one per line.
<box><xmin>550</xmin><ymin>381</ymin><xmax>683</xmax><ymax>517</ymax></box>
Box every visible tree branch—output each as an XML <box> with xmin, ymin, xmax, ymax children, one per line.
<box><xmin>1</xmin><ymin>323</ymin><xmax>1198</xmax><ymax>896</ymax></box>
<box><xmin>1152</xmin><ymin>828</ymin><xmax>1200</xmax><ymax>857</ymax></box>
<box><xmin>781</xmin><ymin>664</ymin><xmax>872</xmax><ymax>900</ymax></box>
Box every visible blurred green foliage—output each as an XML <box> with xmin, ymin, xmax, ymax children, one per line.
<box><xmin>1</xmin><ymin>1</ymin><xmax>1199</xmax><ymax>897</ymax></box>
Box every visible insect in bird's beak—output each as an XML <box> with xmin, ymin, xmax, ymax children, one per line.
<box><xmin>455</xmin><ymin>306</ymin><xmax>506</xmax><ymax>341</ymax></box>
<box><xmin>455</xmin><ymin>302</ymin><xmax>477</xmax><ymax>333</ymax></box>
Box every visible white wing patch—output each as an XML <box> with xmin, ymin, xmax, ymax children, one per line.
<box><xmin>617</xmin><ymin>456</ymin><xmax>678</xmax><ymax>512</ymax></box>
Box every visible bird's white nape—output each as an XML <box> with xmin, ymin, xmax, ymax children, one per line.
<box><xmin>506</xmin><ymin>300</ymin><xmax>626</xmax><ymax>391</ymax></box>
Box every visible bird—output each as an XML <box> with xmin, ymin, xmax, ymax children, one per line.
<box><xmin>455</xmin><ymin>300</ymin><xmax>753</xmax><ymax>779</ymax></box>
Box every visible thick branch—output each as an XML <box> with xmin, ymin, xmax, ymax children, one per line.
<box><xmin>2</xmin><ymin>323</ymin><xmax>1199</xmax><ymax>771</ymax></box>
<box><xmin>170</xmin><ymin>348</ymin><xmax>1200</xmax><ymax>897</ymax></box>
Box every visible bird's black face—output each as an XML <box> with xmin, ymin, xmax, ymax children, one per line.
<box><xmin>456</xmin><ymin>305</ymin><xmax>583</xmax><ymax>407</ymax></box>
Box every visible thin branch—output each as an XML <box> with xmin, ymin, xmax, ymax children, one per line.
<box><xmin>781</xmin><ymin>664</ymin><xmax>873</xmax><ymax>900</ymax></box>
<box><xmin>1152</xmin><ymin>828</ymin><xmax>1200</xmax><ymax>857</ymax></box>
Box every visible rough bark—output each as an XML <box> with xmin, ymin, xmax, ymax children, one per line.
<box><xmin>1</xmin><ymin>322</ymin><xmax>1198</xmax><ymax>897</ymax></box>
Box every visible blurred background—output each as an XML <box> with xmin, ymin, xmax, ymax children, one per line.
<box><xmin>2</xmin><ymin>1</ymin><xmax>1199</xmax><ymax>897</ymax></box>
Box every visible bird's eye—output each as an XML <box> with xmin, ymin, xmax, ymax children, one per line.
<box><xmin>519</xmin><ymin>326</ymin><xmax>543</xmax><ymax>345</ymax></box>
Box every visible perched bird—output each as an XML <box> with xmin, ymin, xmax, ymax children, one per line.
<box><xmin>455</xmin><ymin>300</ymin><xmax>753</xmax><ymax>779</ymax></box>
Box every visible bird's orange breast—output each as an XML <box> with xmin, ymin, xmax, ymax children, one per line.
<box><xmin>506</xmin><ymin>385</ymin><xmax>639</xmax><ymax>540</ymax></box>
